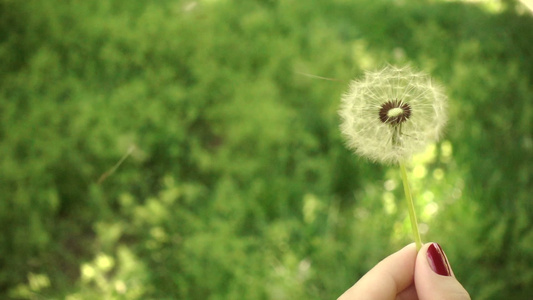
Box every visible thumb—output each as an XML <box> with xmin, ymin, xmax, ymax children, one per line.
<box><xmin>415</xmin><ymin>242</ymin><xmax>471</xmax><ymax>300</ymax></box>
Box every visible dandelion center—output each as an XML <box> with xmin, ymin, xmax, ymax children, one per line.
<box><xmin>379</xmin><ymin>99</ymin><xmax>411</xmax><ymax>125</ymax></box>
<box><xmin>387</xmin><ymin>108</ymin><xmax>404</xmax><ymax>117</ymax></box>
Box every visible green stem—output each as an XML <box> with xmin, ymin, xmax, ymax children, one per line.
<box><xmin>399</xmin><ymin>161</ymin><xmax>422</xmax><ymax>251</ymax></box>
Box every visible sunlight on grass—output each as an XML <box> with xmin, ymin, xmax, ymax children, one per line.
<box><xmin>439</xmin><ymin>0</ymin><xmax>505</xmax><ymax>13</ymax></box>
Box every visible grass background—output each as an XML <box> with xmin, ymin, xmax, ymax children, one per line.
<box><xmin>1</xmin><ymin>0</ymin><xmax>532</xmax><ymax>299</ymax></box>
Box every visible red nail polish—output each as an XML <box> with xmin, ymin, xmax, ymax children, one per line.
<box><xmin>427</xmin><ymin>243</ymin><xmax>452</xmax><ymax>276</ymax></box>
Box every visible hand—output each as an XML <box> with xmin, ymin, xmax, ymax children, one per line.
<box><xmin>338</xmin><ymin>242</ymin><xmax>470</xmax><ymax>300</ymax></box>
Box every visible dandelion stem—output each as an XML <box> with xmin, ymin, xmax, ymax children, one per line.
<box><xmin>399</xmin><ymin>161</ymin><xmax>422</xmax><ymax>251</ymax></box>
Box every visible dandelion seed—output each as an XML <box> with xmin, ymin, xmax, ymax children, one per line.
<box><xmin>339</xmin><ymin>65</ymin><xmax>447</xmax><ymax>164</ymax></box>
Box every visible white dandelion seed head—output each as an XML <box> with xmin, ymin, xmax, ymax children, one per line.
<box><xmin>339</xmin><ymin>65</ymin><xmax>447</xmax><ymax>164</ymax></box>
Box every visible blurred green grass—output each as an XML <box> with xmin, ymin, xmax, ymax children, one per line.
<box><xmin>1</xmin><ymin>0</ymin><xmax>532</xmax><ymax>299</ymax></box>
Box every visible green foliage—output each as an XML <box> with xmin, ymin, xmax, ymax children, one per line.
<box><xmin>1</xmin><ymin>0</ymin><xmax>532</xmax><ymax>299</ymax></box>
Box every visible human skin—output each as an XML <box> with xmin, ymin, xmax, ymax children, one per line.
<box><xmin>338</xmin><ymin>243</ymin><xmax>470</xmax><ymax>300</ymax></box>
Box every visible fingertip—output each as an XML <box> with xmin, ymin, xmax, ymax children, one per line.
<box><xmin>338</xmin><ymin>243</ymin><xmax>418</xmax><ymax>300</ymax></box>
<box><xmin>415</xmin><ymin>242</ymin><xmax>471</xmax><ymax>300</ymax></box>
<box><xmin>417</xmin><ymin>242</ymin><xmax>454</xmax><ymax>277</ymax></box>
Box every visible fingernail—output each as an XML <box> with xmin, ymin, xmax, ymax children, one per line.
<box><xmin>427</xmin><ymin>242</ymin><xmax>451</xmax><ymax>276</ymax></box>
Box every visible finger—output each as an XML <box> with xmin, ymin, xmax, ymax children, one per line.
<box><xmin>415</xmin><ymin>242</ymin><xmax>471</xmax><ymax>300</ymax></box>
<box><xmin>338</xmin><ymin>243</ymin><xmax>417</xmax><ymax>300</ymax></box>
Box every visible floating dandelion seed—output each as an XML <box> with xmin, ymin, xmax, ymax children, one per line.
<box><xmin>339</xmin><ymin>65</ymin><xmax>448</xmax><ymax>250</ymax></box>
<box><xmin>339</xmin><ymin>65</ymin><xmax>447</xmax><ymax>164</ymax></box>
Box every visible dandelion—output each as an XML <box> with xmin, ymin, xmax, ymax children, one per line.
<box><xmin>339</xmin><ymin>65</ymin><xmax>447</xmax><ymax>250</ymax></box>
<box><xmin>339</xmin><ymin>65</ymin><xmax>447</xmax><ymax>164</ymax></box>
